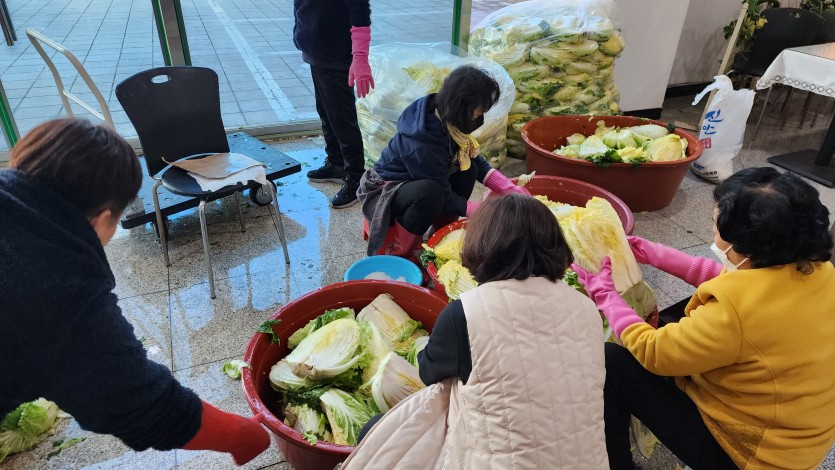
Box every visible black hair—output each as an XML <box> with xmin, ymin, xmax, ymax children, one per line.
<box><xmin>462</xmin><ymin>193</ymin><xmax>573</xmax><ymax>283</ymax></box>
<box><xmin>10</xmin><ymin>118</ymin><xmax>142</xmax><ymax>217</ymax></box>
<box><xmin>435</xmin><ymin>65</ymin><xmax>500</xmax><ymax>132</ymax></box>
<box><xmin>713</xmin><ymin>167</ymin><xmax>832</xmax><ymax>273</ymax></box>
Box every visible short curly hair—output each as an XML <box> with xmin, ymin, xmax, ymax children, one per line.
<box><xmin>713</xmin><ymin>167</ymin><xmax>832</xmax><ymax>273</ymax></box>
<box><xmin>461</xmin><ymin>193</ymin><xmax>573</xmax><ymax>283</ymax></box>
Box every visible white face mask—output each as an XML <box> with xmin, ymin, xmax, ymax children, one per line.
<box><xmin>710</xmin><ymin>242</ymin><xmax>749</xmax><ymax>272</ymax></box>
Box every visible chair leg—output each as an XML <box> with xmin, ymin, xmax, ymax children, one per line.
<box><xmin>753</xmin><ymin>87</ymin><xmax>772</xmax><ymax>141</ymax></box>
<box><xmin>798</xmin><ymin>92</ymin><xmax>814</xmax><ymax>128</ymax></box>
<box><xmin>779</xmin><ymin>87</ymin><xmax>795</xmax><ymax>130</ymax></box>
<box><xmin>199</xmin><ymin>200</ymin><xmax>216</xmax><ymax>299</ymax></box>
<box><xmin>811</xmin><ymin>95</ymin><xmax>826</xmax><ymax>128</ymax></box>
<box><xmin>234</xmin><ymin>191</ymin><xmax>246</xmax><ymax>233</ymax></box>
<box><xmin>151</xmin><ymin>180</ymin><xmax>170</xmax><ymax>266</ymax></box>
<box><xmin>268</xmin><ymin>181</ymin><xmax>290</xmax><ymax>265</ymax></box>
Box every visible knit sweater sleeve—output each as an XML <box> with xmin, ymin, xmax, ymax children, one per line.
<box><xmin>345</xmin><ymin>0</ymin><xmax>371</xmax><ymax>27</ymax></box>
<box><xmin>417</xmin><ymin>300</ymin><xmax>472</xmax><ymax>385</ymax></box>
<box><xmin>48</xmin><ymin>293</ymin><xmax>202</xmax><ymax>451</ymax></box>
<box><xmin>619</xmin><ymin>293</ymin><xmax>743</xmax><ymax>377</ymax></box>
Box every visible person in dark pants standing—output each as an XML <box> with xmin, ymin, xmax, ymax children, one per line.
<box><xmin>293</xmin><ymin>0</ymin><xmax>373</xmax><ymax>208</ymax></box>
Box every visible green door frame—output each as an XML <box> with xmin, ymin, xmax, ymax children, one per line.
<box><xmin>151</xmin><ymin>0</ymin><xmax>192</xmax><ymax>66</ymax></box>
<box><xmin>452</xmin><ymin>0</ymin><xmax>473</xmax><ymax>50</ymax></box>
<box><xmin>0</xmin><ymin>79</ymin><xmax>18</xmax><ymax>150</ymax></box>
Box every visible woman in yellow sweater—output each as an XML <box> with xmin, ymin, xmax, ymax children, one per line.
<box><xmin>574</xmin><ymin>167</ymin><xmax>835</xmax><ymax>470</ymax></box>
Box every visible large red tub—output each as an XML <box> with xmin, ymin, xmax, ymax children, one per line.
<box><xmin>242</xmin><ymin>280</ymin><xmax>447</xmax><ymax>470</ymax></box>
<box><xmin>521</xmin><ymin>115</ymin><xmax>703</xmax><ymax>212</ymax></box>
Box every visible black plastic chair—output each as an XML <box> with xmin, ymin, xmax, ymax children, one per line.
<box><xmin>734</xmin><ymin>8</ymin><xmax>824</xmax><ymax>77</ymax></box>
<box><xmin>116</xmin><ymin>66</ymin><xmax>289</xmax><ymax>298</ymax></box>
<box><xmin>738</xmin><ymin>8</ymin><xmax>825</xmax><ymax>138</ymax></box>
<box><xmin>815</xmin><ymin>8</ymin><xmax>835</xmax><ymax>43</ymax></box>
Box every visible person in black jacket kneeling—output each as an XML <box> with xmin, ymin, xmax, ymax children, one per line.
<box><xmin>357</xmin><ymin>65</ymin><xmax>529</xmax><ymax>258</ymax></box>
<box><xmin>0</xmin><ymin>119</ymin><xmax>269</xmax><ymax>465</ymax></box>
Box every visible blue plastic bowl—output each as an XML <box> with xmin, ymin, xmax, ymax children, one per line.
<box><xmin>344</xmin><ymin>255</ymin><xmax>423</xmax><ymax>285</ymax></box>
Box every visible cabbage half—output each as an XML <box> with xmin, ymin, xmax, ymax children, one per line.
<box><xmin>436</xmin><ymin>260</ymin><xmax>479</xmax><ymax>301</ymax></box>
<box><xmin>288</xmin><ymin>307</ymin><xmax>356</xmax><ymax>349</ymax></box>
<box><xmin>319</xmin><ymin>389</ymin><xmax>374</xmax><ymax>446</ymax></box>
<box><xmin>283</xmin><ymin>404</ymin><xmax>328</xmax><ymax>445</ymax></box>
<box><xmin>357</xmin><ymin>294</ymin><xmax>422</xmax><ymax>348</ymax></box>
<box><xmin>270</xmin><ymin>359</ymin><xmax>317</xmax><ymax>391</ymax></box>
<box><xmin>405</xmin><ymin>336</ymin><xmax>430</xmax><ymax>367</ymax></box>
<box><xmin>370</xmin><ymin>352</ymin><xmax>425</xmax><ymax>413</ymax></box>
<box><xmin>358</xmin><ymin>320</ymin><xmax>390</xmax><ymax>384</ymax></box>
<box><xmin>286</xmin><ymin>319</ymin><xmax>363</xmax><ymax>381</ymax></box>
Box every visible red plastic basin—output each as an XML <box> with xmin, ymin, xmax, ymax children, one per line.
<box><xmin>521</xmin><ymin>115</ymin><xmax>703</xmax><ymax>212</ymax></box>
<box><xmin>241</xmin><ymin>280</ymin><xmax>447</xmax><ymax>470</ymax></box>
<box><xmin>427</xmin><ymin>175</ymin><xmax>634</xmax><ymax>299</ymax></box>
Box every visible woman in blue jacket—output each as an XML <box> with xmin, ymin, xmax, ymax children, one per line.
<box><xmin>358</xmin><ymin>65</ymin><xmax>528</xmax><ymax>257</ymax></box>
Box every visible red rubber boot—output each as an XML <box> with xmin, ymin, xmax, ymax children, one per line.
<box><xmin>390</xmin><ymin>222</ymin><xmax>424</xmax><ymax>259</ymax></box>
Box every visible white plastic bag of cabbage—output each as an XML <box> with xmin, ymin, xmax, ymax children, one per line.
<box><xmin>357</xmin><ymin>42</ymin><xmax>517</xmax><ymax>169</ymax></box>
<box><xmin>469</xmin><ymin>0</ymin><xmax>625</xmax><ymax>158</ymax></box>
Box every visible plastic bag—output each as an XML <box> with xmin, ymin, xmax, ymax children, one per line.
<box><xmin>469</xmin><ymin>0</ymin><xmax>624</xmax><ymax>158</ymax></box>
<box><xmin>690</xmin><ymin>76</ymin><xmax>755</xmax><ymax>184</ymax></box>
<box><xmin>357</xmin><ymin>43</ymin><xmax>516</xmax><ymax>169</ymax></box>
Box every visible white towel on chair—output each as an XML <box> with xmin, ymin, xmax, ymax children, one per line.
<box><xmin>188</xmin><ymin>164</ymin><xmax>268</xmax><ymax>192</ymax></box>
<box><xmin>164</xmin><ymin>152</ymin><xmax>269</xmax><ymax>192</ymax></box>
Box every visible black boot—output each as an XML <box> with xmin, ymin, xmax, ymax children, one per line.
<box><xmin>307</xmin><ymin>160</ymin><xmax>346</xmax><ymax>183</ymax></box>
<box><xmin>331</xmin><ymin>178</ymin><xmax>360</xmax><ymax>209</ymax></box>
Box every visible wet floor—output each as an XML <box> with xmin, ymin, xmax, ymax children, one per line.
<box><xmin>4</xmin><ymin>93</ymin><xmax>835</xmax><ymax>469</ymax></box>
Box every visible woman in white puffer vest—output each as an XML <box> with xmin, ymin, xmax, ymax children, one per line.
<box><xmin>345</xmin><ymin>193</ymin><xmax>609</xmax><ymax>469</ymax></box>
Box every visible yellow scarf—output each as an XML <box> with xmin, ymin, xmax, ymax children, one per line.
<box><xmin>436</xmin><ymin>111</ymin><xmax>480</xmax><ymax>171</ymax></box>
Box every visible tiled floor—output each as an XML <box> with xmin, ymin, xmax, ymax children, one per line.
<box><xmin>0</xmin><ymin>0</ymin><xmax>454</xmax><ymax>149</ymax></box>
<box><xmin>4</xmin><ymin>92</ymin><xmax>835</xmax><ymax>469</ymax></box>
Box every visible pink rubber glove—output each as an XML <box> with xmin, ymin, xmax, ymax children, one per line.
<box><xmin>465</xmin><ymin>200</ymin><xmax>480</xmax><ymax>217</ymax></box>
<box><xmin>627</xmin><ymin>236</ymin><xmax>722</xmax><ymax>287</ymax></box>
<box><xmin>572</xmin><ymin>257</ymin><xmax>644</xmax><ymax>339</ymax></box>
<box><xmin>483</xmin><ymin>169</ymin><xmax>531</xmax><ymax>196</ymax></box>
<box><xmin>348</xmin><ymin>26</ymin><xmax>374</xmax><ymax>98</ymax></box>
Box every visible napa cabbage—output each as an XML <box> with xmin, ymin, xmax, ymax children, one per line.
<box><xmin>284</xmin><ymin>404</ymin><xmax>329</xmax><ymax>446</ymax></box>
<box><xmin>436</xmin><ymin>259</ymin><xmax>479</xmax><ymax>301</ymax></box>
<box><xmin>370</xmin><ymin>353</ymin><xmax>425</xmax><ymax>413</ymax></box>
<box><xmin>0</xmin><ymin>399</ymin><xmax>62</xmax><ymax>463</ymax></box>
<box><xmin>286</xmin><ymin>319</ymin><xmax>365</xmax><ymax>381</ymax></box>
<box><xmin>357</xmin><ymin>294</ymin><xmax>422</xmax><ymax>349</ymax></box>
<box><xmin>288</xmin><ymin>307</ymin><xmax>356</xmax><ymax>349</ymax></box>
<box><xmin>319</xmin><ymin>389</ymin><xmax>375</xmax><ymax>446</ymax></box>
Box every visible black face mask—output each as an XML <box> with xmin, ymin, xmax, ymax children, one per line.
<box><xmin>459</xmin><ymin>115</ymin><xmax>484</xmax><ymax>134</ymax></box>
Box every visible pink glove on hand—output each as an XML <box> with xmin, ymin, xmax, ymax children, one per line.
<box><xmin>483</xmin><ymin>169</ymin><xmax>531</xmax><ymax>196</ymax></box>
<box><xmin>348</xmin><ymin>26</ymin><xmax>374</xmax><ymax>98</ymax></box>
<box><xmin>627</xmin><ymin>236</ymin><xmax>722</xmax><ymax>287</ymax></box>
<box><xmin>466</xmin><ymin>200</ymin><xmax>480</xmax><ymax>217</ymax></box>
<box><xmin>572</xmin><ymin>257</ymin><xmax>644</xmax><ymax>339</ymax></box>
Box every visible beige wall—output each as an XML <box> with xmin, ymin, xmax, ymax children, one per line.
<box><xmin>668</xmin><ymin>0</ymin><xmax>743</xmax><ymax>85</ymax></box>
<box><xmin>668</xmin><ymin>0</ymin><xmax>804</xmax><ymax>86</ymax></box>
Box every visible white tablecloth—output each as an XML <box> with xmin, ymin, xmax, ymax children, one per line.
<box><xmin>756</xmin><ymin>43</ymin><xmax>835</xmax><ymax>98</ymax></box>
